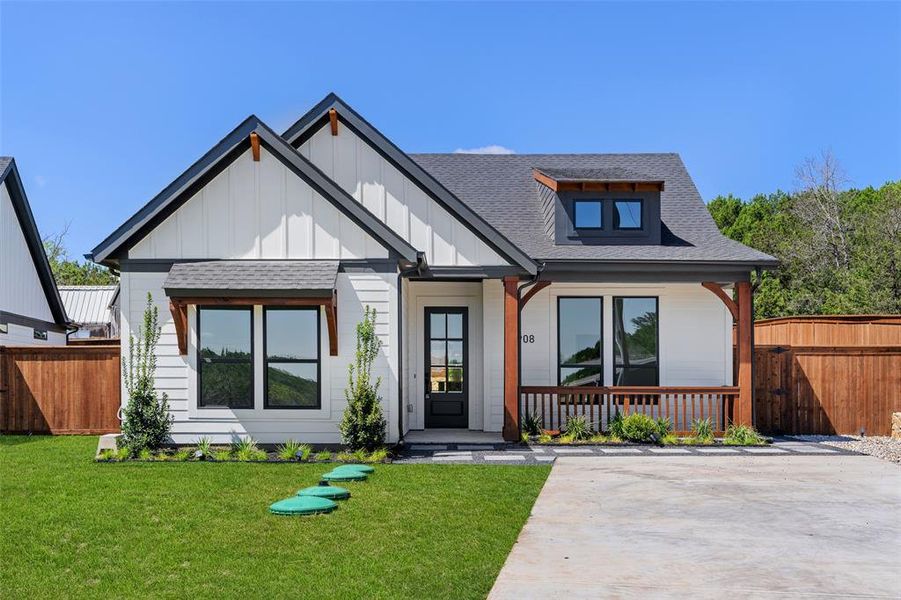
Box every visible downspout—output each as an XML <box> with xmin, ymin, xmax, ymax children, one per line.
<box><xmin>515</xmin><ymin>262</ymin><xmax>546</xmax><ymax>438</ymax></box>
<box><xmin>396</xmin><ymin>253</ymin><xmax>426</xmax><ymax>447</ymax></box>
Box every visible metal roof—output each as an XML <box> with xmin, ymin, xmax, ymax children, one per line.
<box><xmin>58</xmin><ymin>285</ymin><xmax>118</xmax><ymax>326</ymax></box>
<box><xmin>163</xmin><ymin>260</ymin><xmax>339</xmax><ymax>298</ymax></box>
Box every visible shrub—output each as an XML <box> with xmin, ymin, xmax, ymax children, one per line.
<box><xmin>619</xmin><ymin>413</ymin><xmax>659</xmax><ymax>443</ymax></box>
<box><xmin>336</xmin><ymin>451</ymin><xmax>355</xmax><ymax>462</ymax></box>
<box><xmin>195</xmin><ymin>436</ymin><xmax>213</xmax><ymax>460</ymax></box>
<box><xmin>173</xmin><ymin>449</ymin><xmax>191</xmax><ymax>462</ymax></box>
<box><xmin>661</xmin><ymin>433</ymin><xmax>680</xmax><ymax>445</ymax></box>
<box><xmin>340</xmin><ymin>306</ymin><xmax>387</xmax><ymax>451</ymax></box>
<box><xmin>119</xmin><ymin>294</ymin><xmax>173</xmax><ymax>456</ymax></box>
<box><xmin>588</xmin><ymin>433</ymin><xmax>609</xmax><ymax>443</ymax></box>
<box><xmin>97</xmin><ymin>449</ymin><xmax>116</xmax><ymax>461</ymax></box>
<box><xmin>537</xmin><ymin>433</ymin><xmax>552</xmax><ymax>444</ymax></box>
<box><xmin>233</xmin><ymin>437</ymin><xmax>266</xmax><ymax>461</ymax></box>
<box><xmin>655</xmin><ymin>417</ymin><xmax>673</xmax><ymax>438</ymax></box>
<box><xmin>314</xmin><ymin>451</ymin><xmax>332</xmax><ymax>462</ymax></box>
<box><xmin>691</xmin><ymin>418</ymin><xmax>714</xmax><ymax>443</ymax></box>
<box><xmin>213</xmin><ymin>449</ymin><xmax>232</xmax><ymax>462</ymax></box>
<box><xmin>277</xmin><ymin>440</ymin><xmax>304</xmax><ymax>461</ymax></box>
<box><xmin>523</xmin><ymin>412</ymin><xmax>543</xmax><ymax>437</ymax></box>
<box><xmin>137</xmin><ymin>448</ymin><xmax>153</xmax><ymax>461</ymax></box>
<box><xmin>608</xmin><ymin>412</ymin><xmax>625</xmax><ymax>439</ymax></box>
<box><xmin>562</xmin><ymin>415</ymin><xmax>592</xmax><ymax>441</ymax></box>
<box><xmin>724</xmin><ymin>423</ymin><xmax>766</xmax><ymax>445</ymax></box>
<box><xmin>366</xmin><ymin>448</ymin><xmax>388</xmax><ymax>463</ymax></box>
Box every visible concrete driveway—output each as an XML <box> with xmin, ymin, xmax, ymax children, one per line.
<box><xmin>490</xmin><ymin>456</ymin><xmax>901</xmax><ymax>599</ymax></box>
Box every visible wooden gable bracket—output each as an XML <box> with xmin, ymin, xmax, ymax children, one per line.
<box><xmin>520</xmin><ymin>280</ymin><xmax>551</xmax><ymax>309</ymax></box>
<box><xmin>250</xmin><ymin>132</ymin><xmax>261</xmax><ymax>161</ymax></box>
<box><xmin>701</xmin><ymin>282</ymin><xmax>739</xmax><ymax>322</ymax></box>
<box><xmin>324</xmin><ymin>289</ymin><xmax>338</xmax><ymax>356</ymax></box>
<box><xmin>329</xmin><ymin>108</ymin><xmax>339</xmax><ymax>136</ymax></box>
<box><xmin>169</xmin><ymin>300</ymin><xmax>188</xmax><ymax>355</ymax></box>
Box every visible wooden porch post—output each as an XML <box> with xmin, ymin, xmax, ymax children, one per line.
<box><xmin>502</xmin><ymin>276</ymin><xmax>520</xmax><ymax>441</ymax></box>
<box><xmin>735</xmin><ymin>281</ymin><xmax>753</xmax><ymax>426</ymax></box>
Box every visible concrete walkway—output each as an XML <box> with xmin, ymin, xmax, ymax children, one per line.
<box><xmin>489</xmin><ymin>455</ymin><xmax>901</xmax><ymax>599</ymax></box>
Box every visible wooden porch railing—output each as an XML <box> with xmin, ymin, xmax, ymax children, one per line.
<box><xmin>520</xmin><ymin>386</ymin><xmax>740</xmax><ymax>435</ymax></box>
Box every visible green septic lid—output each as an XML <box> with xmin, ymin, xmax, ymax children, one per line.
<box><xmin>321</xmin><ymin>469</ymin><xmax>368</xmax><ymax>482</ymax></box>
<box><xmin>333</xmin><ymin>464</ymin><xmax>375</xmax><ymax>474</ymax></box>
<box><xmin>297</xmin><ymin>484</ymin><xmax>351</xmax><ymax>500</ymax></box>
<box><xmin>269</xmin><ymin>496</ymin><xmax>337</xmax><ymax>516</ymax></box>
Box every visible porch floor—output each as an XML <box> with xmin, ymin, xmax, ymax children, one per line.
<box><xmin>403</xmin><ymin>429</ymin><xmax>504</xmax><ymax>444</ymax></box>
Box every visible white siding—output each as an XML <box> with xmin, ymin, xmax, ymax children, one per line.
<box><xmin>119</xmin><ymin>271</ymin><xmax>399</xmax><ymax>444</ymax></box>
<box><xmin>129</xmin><ymin>148</ymin><xmax>390</xmax><ymax>260</ymax></box>
<box><xmin>1</xmin><ymin>322</ymin><xmax>66</xmax><ymax>346</ymax></box>
<box><xmin>299</xmin><ymin>125</ymin><xmax>509</xmax><ymax>267</ymax></box>
<box><xmin>0</xmin><ymin>181</ymin><xmax>55</xmax><ymax>323</ymax></box>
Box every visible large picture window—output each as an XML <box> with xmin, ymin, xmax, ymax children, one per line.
<box><xmin>198</xmin><ymin>307</ymin><xmax>253</xmax><ymax>409</ymax></box>
<box><xmin>613</xmin><ymin>297</ymin><xmax>659</xmax><ymax>385</ymax></box>
<box><xmin>264</xmin><ymin>307</ymin><xmax>320</xmax><ymax>409</ymax></box>
<box><xmin>557</xmin><ymin>297</ymin><xmax>602</xmax><ymax>386</ymax></box>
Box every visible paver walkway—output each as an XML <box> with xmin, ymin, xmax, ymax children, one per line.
<box><xmin>489</xmin><ymin>455</ymin><xmax>901</xmax><ymax>599</ymax></box>
<box><xmin>392</xmin><ymin>438</ymin><xmax>858</xmax><ymax>464</ymax></box>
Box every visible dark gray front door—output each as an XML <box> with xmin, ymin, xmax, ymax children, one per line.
<box><xmin>425</xmin><ymin>307</ymin><xmax>468</xmax><ymax>428</ymax></box>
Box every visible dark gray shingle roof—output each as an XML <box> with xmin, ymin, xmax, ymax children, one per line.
<box><xmin>164</xmin><ymin>260</ymin><xmax>339</xmax><ymax>297</ymax></box>
<box><xmin>534</xmin><ymin>166</ymin><xmax>659</xmax><ymax>183</ymax></box>
<box><xmin>411</xmin><ymin>153</ymin><xmax>777</xmax><ymax>264</ymax></box>
<box><xmin>0</xmin><ymin>157</ymin><xmax>12</xmax><ymax>174</ymax></box>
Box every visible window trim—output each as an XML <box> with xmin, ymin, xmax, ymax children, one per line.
<box><xmin>557</xmin><ymin>296</ymin><xmax>604</xmax><ymax>386</ymax></box>
<box><xmin>612</xmin><ymin>296</ymin><xmax>660</xmax><ymax>386</ymax></box>
<box><xmin>572</xmin><ymin>199</ymin><xmax>604</xmax><ymax>230</ymax></box>
<box><xmin>263</xmin><ymin>306</ymin><xmax>322</xmax><ymax>410</ymax></box>
<box><xmin>196</xmin><ymin>306</ymin><xmax>255</xmax><ymax>410</ymax></box>
<box><xmin>613</xmin><ymin>199</ymin><xmax>644</xmax><ymax>231</ymax></box>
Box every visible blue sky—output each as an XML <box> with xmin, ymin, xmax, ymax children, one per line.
<box><xmin>2</xmin><ymin>1</ymin><xmax>899</xmax><ymax>259</ymax></box>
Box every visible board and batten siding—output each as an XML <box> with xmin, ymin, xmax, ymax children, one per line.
<box><xmin>119</xmin><ymin>271</ymin><xmax>399</xmax><ymax>444</ymax></box>
<box><xmin>0</xmin><ymin>181</ymin><xmax>66</xmax><ymax>346</ymax></box>
<box><xmin>519</xmin><ymin>282</ymin><xmax>733</xmax><ymax>388</ymax></box>
<box><xmin>129</xmin><ymin>147</ymin><xmax>389</xmax><ymax>261</ymax></box>
<box><xmin>298</xmin><ymin>124</ymin><xmax>509</xmax><ymax>267</ymax></box>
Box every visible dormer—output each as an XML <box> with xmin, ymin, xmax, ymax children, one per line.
<box><xmin>533</xmin><ymin>167</ymin><xmax>664</xmax><ymax>245</ymax></box>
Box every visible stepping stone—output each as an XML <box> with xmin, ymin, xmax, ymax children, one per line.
<box><xmin>530</xmin><ymin>448</ymin><xmax>545</xmax><ymax>454</ymax></box>
<box><xmin>433</xmin><ymin>455</ymin><xmax>473</xmax><ymax>461</ymax></box>
<box><xmin>333</xmin><ymin>464</ymin><xmax>375</xmax><ymax>473</ymax></box>
<box><xmin>484</xmin><ymin>455</ymin><xmax>526</xmax><ymax>461</ymax></box>
<box><xmin>696</xmin><ymin>448</ymin><xmax>740</xmax><ymax>454</ymax></box>
<box><xmin>434</xmin><ymin>452</ymin><xmax>473</xmax><ymax>458</ymax></box>
<box><xmin>553</xmin><ymin>448</ymin><xmax>593</xmax><ymax>454</ymax></box>
<box><xmin>649</xmin><ymin>448</ymin><xmax>691</xmax><ymax>454</ymax></box>
<box><xmin>535</xmin><ymin>456</ymin><xmax>556</xmax><ymax>462</ymax></box>
<box><xmin>270</xmin><ymin>496</ymin><xmax>337</xmax><ymax>516</ymax></box>
<box><xmin>322</xmin><ymin>469</ymin><xmax>368</xmax><ymax>482</ymax></box>
<box><xmin>601</xmin><ymin>448</ymin><xmax>642</xmax><ymax>454</ymax></box>
<box><xmin>742</xmin><ymin>447</ymin><xmax>787</xmax><ymax>453</ymax></box>
<box><xmin>410</xmin><ymin>444</ymin><xmax>446</xmax><ymax>451</ymax></box>
<box><xmin>786</xmin><ymin>446</ymin><xmax>836</xmax><ymax>453</ymax></box>
<box><xmin>456</xmin><ymin>445</ymin><xmax>495</xmax><ymax>450</ymax></box>
<box><xmin>297</xmin><ymin>485</ymin><xmax>351</xmax><ymax>500</ymax></box>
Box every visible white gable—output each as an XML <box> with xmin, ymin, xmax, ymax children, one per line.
<box><xmin>129</xmin><ymin>148</ymin><xmax>390</xmax><ymax>260</ymax></box>
<box><xmin>299</xmin><ymin>125</ymin><xmax>509</xmax><ymax>267</ymax></box>
<box><xmin>0</xmin><ymin>180</ymin><xmax>54</xmax><ymax>322</ymax></box>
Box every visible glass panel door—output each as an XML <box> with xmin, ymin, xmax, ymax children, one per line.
<box><xmin>425</xmin><ymin>307</ymin><xmax>468</xmax><ymax>428</ymax></box>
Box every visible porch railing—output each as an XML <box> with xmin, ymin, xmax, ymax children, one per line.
<box><xmin>520</xmin><ymin>386</ymin><xmax>740</xmax><ymax>435</ymax></box>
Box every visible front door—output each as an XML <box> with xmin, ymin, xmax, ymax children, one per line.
<box><xmin>425</xmin><ymin>307</ymin><xmax>468</xmax><ymax>428</ymax></box>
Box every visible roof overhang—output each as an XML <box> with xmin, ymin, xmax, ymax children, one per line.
<box><xmin>533</xmin><ymin>168</ymin><xmax>665</xmax><ymax>193</ymax></box>
<box><xmin>540</xmin><ymin>259</ymin><xmax>777</xmax><ymax>284</ymax></box>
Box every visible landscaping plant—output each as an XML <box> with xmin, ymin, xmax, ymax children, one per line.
<box><xmin>608</xmin><ymin>411</ymin><xmax>625</xmax><ymax>439</ymax></box>
<box><xmin>119</xmin><ymin>293</ymin><xmax>173</xmax><ymax>456</ymax></box>
<box><xmin>523</xmin><ymin>412</ymin><xmax>543</xmax><ymax>437</ymax></box>
<box><xmin>195</xmin><ymin>436</ymin><xmax>213</xmax><ymax>460</ymax></box>
<box><xmin>232</xmin><ymin>437</ymin><xmax>266</xmax><ymax>461</ymax></box>
<box><xmin>618</xmin><ymin>413</ymin><xmax>659</xmax><ymax>443</ymax></box>
<box><xmin>691</xmin><ymin>418</ymin><xmax>714</xmax><ymax>443</ymax></box>
<box><xmin>340</xmin><ymin>306</ymin><xmax>387</xmax><ymax>451</ymax></box>
<box><xmin>562</xmin><ymin>415</ymin><xmax>592</xmax><ymax>441</ymax></box>
<box><xmin>276</xmin><ymin>439</ymin><xmax>307</xmax><ymax>461</ymax></box>
<box><xmin>724</xmin><ymin>423</ymin><xmax>766</xmax><ymax>445</ymax></box>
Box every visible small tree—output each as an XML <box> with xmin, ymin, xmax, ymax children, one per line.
<box><xmin>120</xmin><ymin>293</ymin><xmax>172</xmax><ymax>455</ymax></box>
<box><xmin>340</xmin><ymin>306</ymin><xmax>386</xmax><ymax>451</ymax></box>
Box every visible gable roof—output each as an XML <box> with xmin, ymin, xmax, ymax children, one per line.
<box><xmin>88</xmin><ymin>116</ymin><xmax>422</xmax><ymax>267</ymax></box>
<box><xmin>282</xmin><ymin>93</ymin><xmax>539</xmax><ymax>275</ymax></box>
<box><xmin>1</xmin><ymin>157</ymin><xmax>69</xmax><ymax>326</ymax></box>
<box><xmin>411</xmin><ymin>153</ymin><xmax>778</xmax><ymax>266</ymax></box>
<box><xmin>164</xmin><ymin>260</ymin><xmax>339</xmax><ymax>298</ymax></box>
<box><xmin>59</xmin><ymin>285</ymin><xmax>118</xmax><ymax>327</ymax></box>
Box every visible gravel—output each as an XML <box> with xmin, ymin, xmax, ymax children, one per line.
<box><xmin>794</xmin><ymin>435</ymin><xmax>901</xmax><ymax>465</ymax></box>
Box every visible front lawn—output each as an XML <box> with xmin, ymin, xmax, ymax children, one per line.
<box><xmin>0</xmin><ymin>436</ymin><xmax>549</xmax><ymax>599</ymax></box>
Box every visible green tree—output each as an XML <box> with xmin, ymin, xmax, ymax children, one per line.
<box><xmin>340</xmin><ymin>306</ymin><xmax>387</xmax><ymax>451</ymax></box>
<box><xmin>43</xmin><ymin>226</ymin><xmax>117</xmax><ymax>286</ymax></box>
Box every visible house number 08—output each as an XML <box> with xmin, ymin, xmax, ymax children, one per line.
<box><xmin>521</xmin><ymin>334</ymin><xmax>535</xmax><ymax>343</ymax></box>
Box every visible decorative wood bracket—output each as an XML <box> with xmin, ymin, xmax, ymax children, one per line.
<box><xmin>520</xmin><ymin>280</ymin><xmax>550</xmax><ymax>309</ymax></box>
<box><xmin>169</xmin><ymin>300</ymin><xmax>188</xmax><ymax>355</ymax></box>
<box><xmin>701</xmin><ymin>282</ymin><xmax>739</xmax><ymax>322</ymax></box>
<box><xmin>329</xmin><ymin>108</ymin><xmax>338</xmax><ymax>136</ymax></box>
<box><xmin>250</xmin><ymin>132</ymin><xmax>261</xmax><ymax>161</ymax></box>
<box><xmin>324</xmin><ymin>290</ymin><xmax>338</xmax><ymax>357</ymax></box>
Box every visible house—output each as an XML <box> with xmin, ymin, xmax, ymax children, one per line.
<box><xmin>59</xmin><ymin>285</ymin><xmax>120</xmax><ymax>339</ymax></box>
<box><xmin>0</xmin><ymin>157</ymin><xmax>70</xmax><ymax>346</ymax></box>
<box><xmin>88</xmin><ymin>94</ymin><xmax>777</xmax><ymax>444</ymax></box>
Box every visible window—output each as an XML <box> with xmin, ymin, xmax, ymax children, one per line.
<box><xmin>613</xmin><ymin>200</ymin><xmax>642</xmax><ymax>230</ymax></box>
<box><xmin>264</xmin><ymin>308</ymin><xmax>320</xmax><ymax>409</ymax></box>
<box><xmin>33</xmin><ymin>329</ymin><xmax>47</xmax><ymax>340</ymax></box>
<box><xmin>0</xmin><ymin>323</ymin><xmax>7</xmax><ymax>334</ymax></box>
<box><xmin>613</xmin><ymin>297</ymin><xmax>658</xmax><ymax>385</ymax></box>
<box><xmin>198</xmin><ymin>307</ymin><xmax>253</xmax><ymax>409</ymax></box>
<box><xmin>573</xmin><ymin>200</ymin><xmax>603</xmax><ymax>229</ymax></box>
<box><xmin>558</xmin><ymin>297</ymin><xmax>602</xmax><ymax>386</ymax></box>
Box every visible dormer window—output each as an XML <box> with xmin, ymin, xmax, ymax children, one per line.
<box><xmin>573</xmin><ymin>200</ymin><xmax>603</xmax><ymax>229</ymax></box>
<box><xmin>613</xmin><ymin>200</ymin><xmax>642</xmax><ymax>230</ymax></box>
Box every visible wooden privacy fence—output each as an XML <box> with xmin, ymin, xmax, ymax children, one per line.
<box><xmin>754</xmin><ymin>345</ymin><xmax>901</xmax><ymax>436</ymax></box>
<box><xmin>0</xmin><ymin>345</ymin><xmax>121</xmax><ymax>434</ymax></box>
<box><xmin>520</xmin><ymin>386</ymin><xmax>740</xmax><ymax>435</ymax></box>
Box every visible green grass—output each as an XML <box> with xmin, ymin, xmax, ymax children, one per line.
<box><xmin>0</xmin><ymin>436</ymin><xmax>549</xmax><ymax>599</ymax></box>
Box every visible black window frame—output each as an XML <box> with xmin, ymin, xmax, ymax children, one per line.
<box><xmin>557</xmin><ymin>296</ymin><xmax>604</xmax><ymax>387</ymax></box>
<box><xmin>0</xmin><ymin>322</ymin><xmax>9</xmax><ymax>335</ymax></box>
<box><xmin>612</xmin><ymin>296</ymin><xmax>659</xmax><ymax>386</ymax></box>
<box><xmin>33</xmin><ymin>329</ymin><xmax>47</xmax><ymax>340</ymax></box>
<box><xmin>572</xmin><ymin>199</ymin><xmax>604</xmax><ymax>230</ymax></box>
<box><xmin>197</xmin><ymin>306</ymin><xmax>255</xmax><ymax>410</ymax></box>
<box><xmin>263</xmin><ymin>306</ymin><xmax>321</xmax><ymax>410</ymax></box>
<box><xmin>613</xmin><ymin>199</ymin><xmax>644</xmax><ymax>230</ymax></box>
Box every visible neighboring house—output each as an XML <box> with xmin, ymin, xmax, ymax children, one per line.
<box><xmin>59</xmin><ymin>285</ymin><xmax>120</xmax><ymax>339</ymax></box>
<box><xmin>89</xmin><ymin>94</ymin><xmax>776</xmax><ymax>444</ymax></box>
<box><xmin>0</xmin><ymin>157</ymin><xmax>69</xmax><ymax>346</ymax></box>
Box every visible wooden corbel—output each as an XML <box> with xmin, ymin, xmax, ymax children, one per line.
<box><xmin>169</xmin><ymin>300</ymin><xmax>188</xmax><ymax>355</ymax></box>
<box><xmin>520</xmin><ymin>280</ymin><xmax>551</xmax><ymax>309</ymax></box>
<box><xmin>329</xmin><ymin>108</ymin><xmax>339</xmax><ymax>136</ymax></box>
<box><xmin>324</xmin><ymin>290</ymin><xmax>338</xmax><ymax>356</ymax></box>
<box><xmin>250</xmin><ymin>132</ymin><xmax>261</xmax><ymax>161</ymax></box>
<box><xmin>701</xmin><ymin>282</ymin><xmax>739</xmax><ymax>322</ymax></box>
